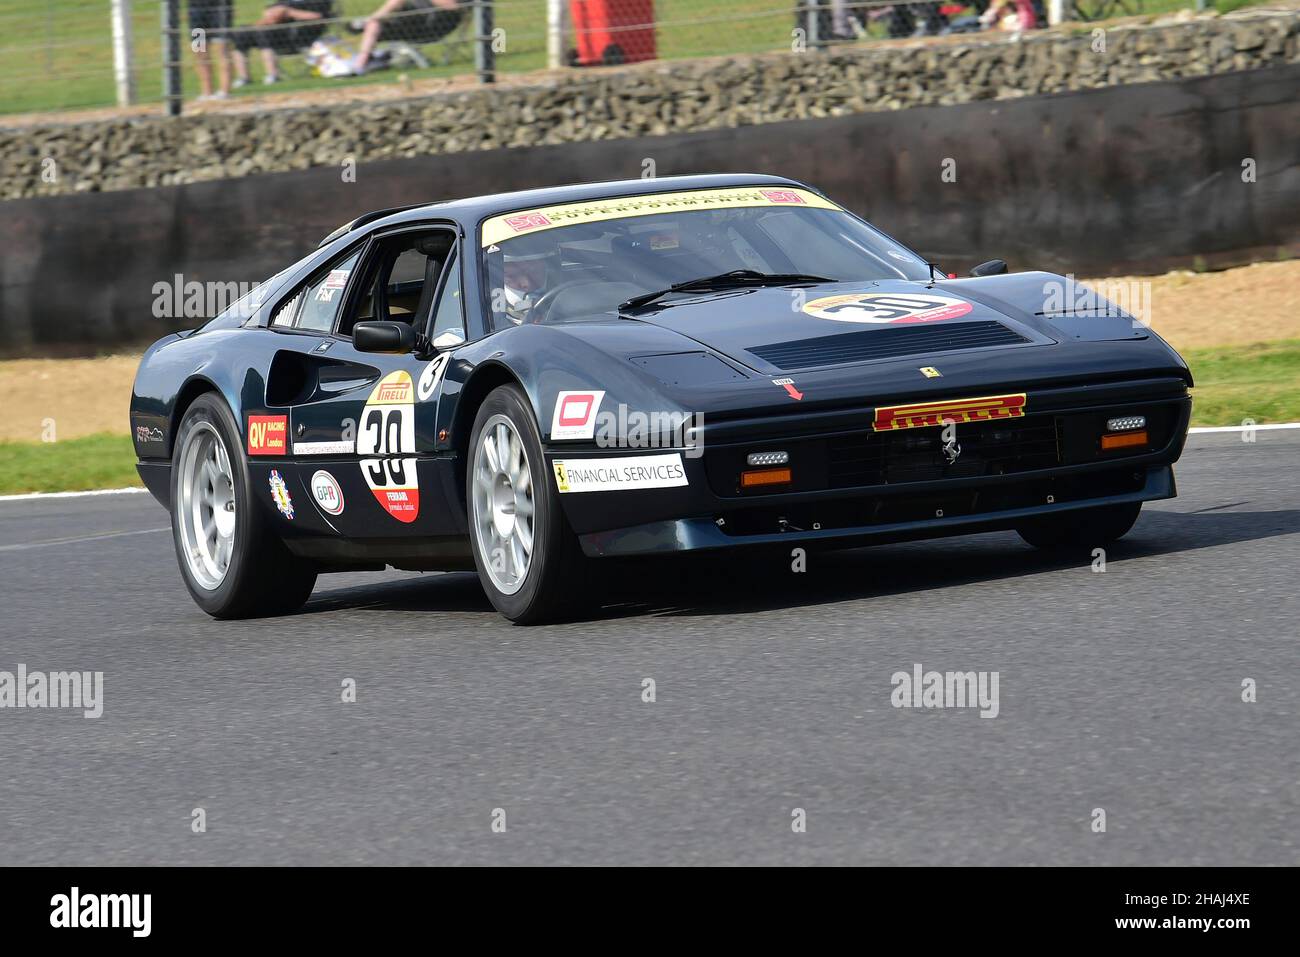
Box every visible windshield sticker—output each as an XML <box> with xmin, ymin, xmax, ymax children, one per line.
<box><xmin>482</xmin><ymin>187</ymin><xmax>842</xmax><ymax>247</ymax></box>
<box><xmin>803</xmin><ymin>293</ymin><xmax>973</xmax><ymax>324</ymax></box>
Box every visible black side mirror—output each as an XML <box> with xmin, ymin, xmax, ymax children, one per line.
<box><xmin>353</xmin><ymin>321</ymin><xmax>416</xmax><ymax>354</ymax></box>
<box><xmin>970</xmin><ymin>259</ymin><xmax>1008</xmax><ymax>277</ymax></box>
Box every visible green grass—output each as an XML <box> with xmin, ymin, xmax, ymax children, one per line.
<box><xmin>0</xmin><ymin>0</ymin><xmax>1260</xmax><ymax>116</ymax></box>
<box><xmin>0</xmin><ymin>433</ymin><xmax>141</xmax><ymax>495</ymax></box>
<box><xmin>1</xmin><ymin>340</ymin><xmax>1297</xmax><ymax>494</ymax></box>
<box><xmin>1185</xmin><ymin>340</ymin><xmax>1300</xmax><ymax>428</ymax></box>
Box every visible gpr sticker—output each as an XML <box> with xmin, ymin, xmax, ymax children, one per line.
<box><xmin>552</xmin><ymin>454</ymin><xmax>688</xmax><ymax>493</ymax></box>
<box><xmin>269</xmin><ymin>469</ymin><xmax>294</xmax><ymax>519</ymax></box>
<box><xmin>803</xmin><ymin>293</ymin><xmax>973</xmax><ymax>324</ymax></box>
<box><xmin>551</xmin><ymin>390</ymin><xmax>606</xmax><ymax>441</ymax></box>
<box><xmin>358</xmin><ymin>370</ymin><xmax>419</xmax><ymax>522</ymax></box>
<box><xmin>310</xmin><ymin>470</ymin><xmax>344</xmax><ymax>516</ymax></box>
<box><xmin>248</xmin><ymin>415</ymin><xmax>288</xmax><ymax>455</ymax></box>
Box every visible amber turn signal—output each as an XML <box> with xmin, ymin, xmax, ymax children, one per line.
<box><xmin>740</xmin><ymin>467</ymin><xmax>793</xmax><ymax>488</ymax></box>
<box><xmin>1101</xmin><ymin>429</ymin><xmax>1148</xmax><ymax>451</ymax></box>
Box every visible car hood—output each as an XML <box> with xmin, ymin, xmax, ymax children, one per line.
<box><xmin>625</xmin><ymin>276</ymin><xmax>1149</xmax><ymax>374</ymax></box>
<box><xmin>571</xmin><ymin>273</ymin><xmax>1189</xmax><ymax>417</ymax></box>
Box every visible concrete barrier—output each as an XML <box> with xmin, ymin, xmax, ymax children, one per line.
<box><xmin>1</xmin><ymin>63</ymin><xmax>1296</xmax><ymax>356</ymax></box>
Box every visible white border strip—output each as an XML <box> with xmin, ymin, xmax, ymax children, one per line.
<box><xmin>0</xmin><ymin>486</ymin><xmax>148</xmax><ymax>503</ymax></box>
<box><xmin>2</xmin><ymin>422</ymin><xmax>1297</xmax><ymax>501</ymax></box>
<box><xmin>1189</xmin><ymin>423</ymin><xmax>1300</xmax><ymax>434</ymax></box>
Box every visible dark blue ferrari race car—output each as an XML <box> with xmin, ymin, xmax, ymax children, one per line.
<box><xmin>131</xmin><ymin>174</ymin><xmax>1192</xmax><ymax>622</ymax></box>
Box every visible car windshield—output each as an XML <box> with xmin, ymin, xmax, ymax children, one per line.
<box><xmin>480</xmin><ymin>186</ymin><xmax>930</xmax><ymax>328</ymax></box>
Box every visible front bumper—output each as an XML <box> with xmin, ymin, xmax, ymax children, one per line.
<box><xmin>579</xmin><ymin>463</ymin><xmax>1174</xmax><ymax>557</ymax></box>
<box><xmin>555</xmin><ymin>376</ymin><xmax>1191</xmax><ymax>558</ymax></box>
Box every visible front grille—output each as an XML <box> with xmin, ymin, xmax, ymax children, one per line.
<box><xmin>827</xmin><ymin>416</ymin><xmax>1062</xmax><ymax>488</ymax></box>
<box><xmin>717</xmin><ymin>468</ymin><xmax>1146</xmax><ymax>537</ymax></box>
<box><xmin>747</xmin><ymin>320</ymin><xmax>1030</xmax><ymax>371</ymax></box>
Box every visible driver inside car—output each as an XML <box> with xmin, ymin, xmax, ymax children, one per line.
<box><xmin>498</xmin><ymin>238</ymin><xmax>559</xmax><ymax>324</ymax></box>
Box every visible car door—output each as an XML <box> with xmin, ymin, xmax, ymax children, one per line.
<box><xmin>286</xmin><ymin>224</ymin><xmax>465</xmax><ymax>539</ymax></box>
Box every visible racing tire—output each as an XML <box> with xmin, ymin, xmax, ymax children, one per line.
<box><xmin>1015</xmin><ymin>502</ymin><xmax>1142</xmax><ymax>550</ymax></box>
<box><xmin>170</xmin><ymin>393</ymin><xmax>317</xmax><ymax>618</ymax></box>
<box><xmin>467</xmin><ymin>384</ymin><xmax>594</xmax><ymax>624</ymax></box>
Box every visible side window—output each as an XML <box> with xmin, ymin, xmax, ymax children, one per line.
<box><xmin>337</xmin><ymin>229</ymin><xmax>456</xmax><ymax>337</ymax></box>
<box><xmin>273</xmin><ymin>250</ymin><xmax>361</xmax><ymax>332</ymax></box>
<box><xmin>270</xmin><ymin>290</ymin><xmax>303</xmax><ymax>327</ymax></box>
<box><xmin>298</xmin><ymin>250</ymin><xmax>361</xmax><ymax>332</ymax></box>
<box><xmin>430</xmin><ymin>251</ymin><xmax>466</xmax><ymax>348</ymax></box>
<box><xmin>385</xmin><ymin>248</ymin><xmax>428</xmax><ymax>321</ymax></box>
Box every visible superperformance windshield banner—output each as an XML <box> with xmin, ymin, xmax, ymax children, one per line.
<box><xmin>480</xmin><ymin>186</ymin><xmax>843</xmax><ymax>246</ymax></box>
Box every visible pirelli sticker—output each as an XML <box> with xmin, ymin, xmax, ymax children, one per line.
<box><xmin>358</xmin><ymin>370</ymin><xmax>420</xmax><ymax>522</ymax></box>
<box><xmin>872</xmin><ymin>393</ymin><xmax>1027</xmax><ymax>432</ymax></box>
<box><xmin>481</xmin><ymin>187</ymin><xmax>842</xmax><ymax>247</ymax></box>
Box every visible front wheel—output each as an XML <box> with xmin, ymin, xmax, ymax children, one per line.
<box><xmin>467</xmin><ymin>384</ymin><xmax>593</xmax><ymax>623</ymax></box>
<box><xmin>171</xmin><ymin>393</ymin><xmax>317</xmax><ymax>618</ymax></box>
<box><xmin>1016</xmin><ymin>502</ymin><xmax>1142</xmax><ymax>550</ymax></box>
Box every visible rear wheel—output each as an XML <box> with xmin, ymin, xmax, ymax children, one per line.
<box><xmin>467</xmin><ymin>384</ymin><xmax>593</xmax><ymax>623</ymax></box>
<box><xmin>1016</xmin><ymin>502</ymin><xmax>1142</xmax><ymax>550</ymax></box>
<box><xmin>171</xmin><ymin>393</ymin><xmax>316</xmax><ymax>618</ymax></box>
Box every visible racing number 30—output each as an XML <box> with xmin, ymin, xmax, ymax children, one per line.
<box><xmin>362</xmin><ymin>407</ymin><xmax>410</xmax><ymax>486</ymax></box>
<box><xmin>821</xmin><ymin>295</ymin><xmax>943</xmax><ymax>321</ymax></box>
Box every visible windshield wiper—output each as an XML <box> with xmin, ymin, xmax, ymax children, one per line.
<box><xmin>619</xmin><ymin>269</ymin><xmax>834</xmax><ymax>313</ymax></box>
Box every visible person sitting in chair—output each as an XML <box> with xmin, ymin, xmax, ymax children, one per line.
<box><xmin>231</xmin><ymin>1</ymin><xmax>332</xmax><ymax>87</ymax></box>
<box><xmin>349</xmin><ymin>0</ymin><xmax>463</xmax><ymax>75</ymax></box>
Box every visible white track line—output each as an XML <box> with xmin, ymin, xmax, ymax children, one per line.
<box><xmin>0</xmin><ymin>487</ymin><xmax>148</xmax><ymax>503</ymax></box>
<box><xmin>0</xmin><ymin>423</ymin><xmax>1295</xmax><ymax>503</ymax></box>
<box><xmin>0</xmin><ymin>526</ymin><xmax>169</xmax><ymax>553</ymax></box>
<box><xmin>1188</xmin><ymin>424</ymin><xmax>1300</xmax><ymax>434</ymax></box>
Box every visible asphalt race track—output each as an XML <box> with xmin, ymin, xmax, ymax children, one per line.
<box><xmin>1</xmin><ymin>432</ymin><xmax>1297</xmax><ymax>866</ymax></box>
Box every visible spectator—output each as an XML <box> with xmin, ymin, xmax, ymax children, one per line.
<box><xmin>793</xmin><ymin>1</ymin><xmax>864</xmax><ymax>42</ymax></box>
<box><xmin>232</xmin><ymin>2</ymin><xmax>332</xmax><ymax>87</ymax></box>
<box><xmin>979</xmin><ymin>0</ymin><xmax>1037</xmax><ymax>31</ymax></box>
<box><xmin>190</xmin><ymin>0</ymin><xmax>233</xmax><ymax>101</ymax></box>
<box><xmin>348</xmin><ymin>0</ymin><xmax>463</xmax><ymax>75</ymax></box>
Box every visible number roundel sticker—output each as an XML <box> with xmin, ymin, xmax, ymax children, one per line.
<box><xmin>802</xmin><ymin>293</ymin><xmax>973</xmax><ymax>324</ymax></box>
<box><xmin>357</xmin><ymin>370</ymin><xmax>419</xmax><ymax>523</ymax></box>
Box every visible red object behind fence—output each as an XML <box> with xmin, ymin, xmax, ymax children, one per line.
<box><xmin>569</xmin><ymin>0</ymin><xmax>657</xmax><ymax>66</ymax></box>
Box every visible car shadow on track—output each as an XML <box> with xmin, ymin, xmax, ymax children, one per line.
<box><xmin>303</xmin><ymin>572</ymin><xmax>493</xmax><ymax>616</ymax></box>
<box><xmin>301</xmin><ymin>508</ymin><xmax>1300</xmax><ymax>622</ymax></box>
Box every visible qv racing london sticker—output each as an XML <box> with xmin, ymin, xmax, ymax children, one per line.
<box><xmin>310</xmin><ymin>470</ymin><xmax>344</xmax><ymax>516</ymax></box>
<box><xmin>357</xmin><ymin>370</ymin><xmax>419</xmax><ymax>523</ymax></box>
<box><xmin>269</xmin><ymin>469</ymin><xmax>294</xmax><ymax>519</ymax></box>
<box><xmin>802</xmin><ymin>292</ymin><xmax>973</xmax><ymax>324</ymax></box>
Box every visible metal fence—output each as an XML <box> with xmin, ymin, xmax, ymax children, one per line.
<box><xmin>0</xmin><ymin>0</ymin><xmax>1224</xmax><ymax>117</ymax></box>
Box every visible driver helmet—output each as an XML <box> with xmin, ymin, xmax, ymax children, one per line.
<box><xmin>500</xmin><ymin>236</ymin><xmax>559</xmax><ymax>324</ymax></box>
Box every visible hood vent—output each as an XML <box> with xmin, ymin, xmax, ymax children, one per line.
<box><xmin>747</xmin><ymin>320</ymin><xmax>1030</xmax><ymax>371</ymax></box>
